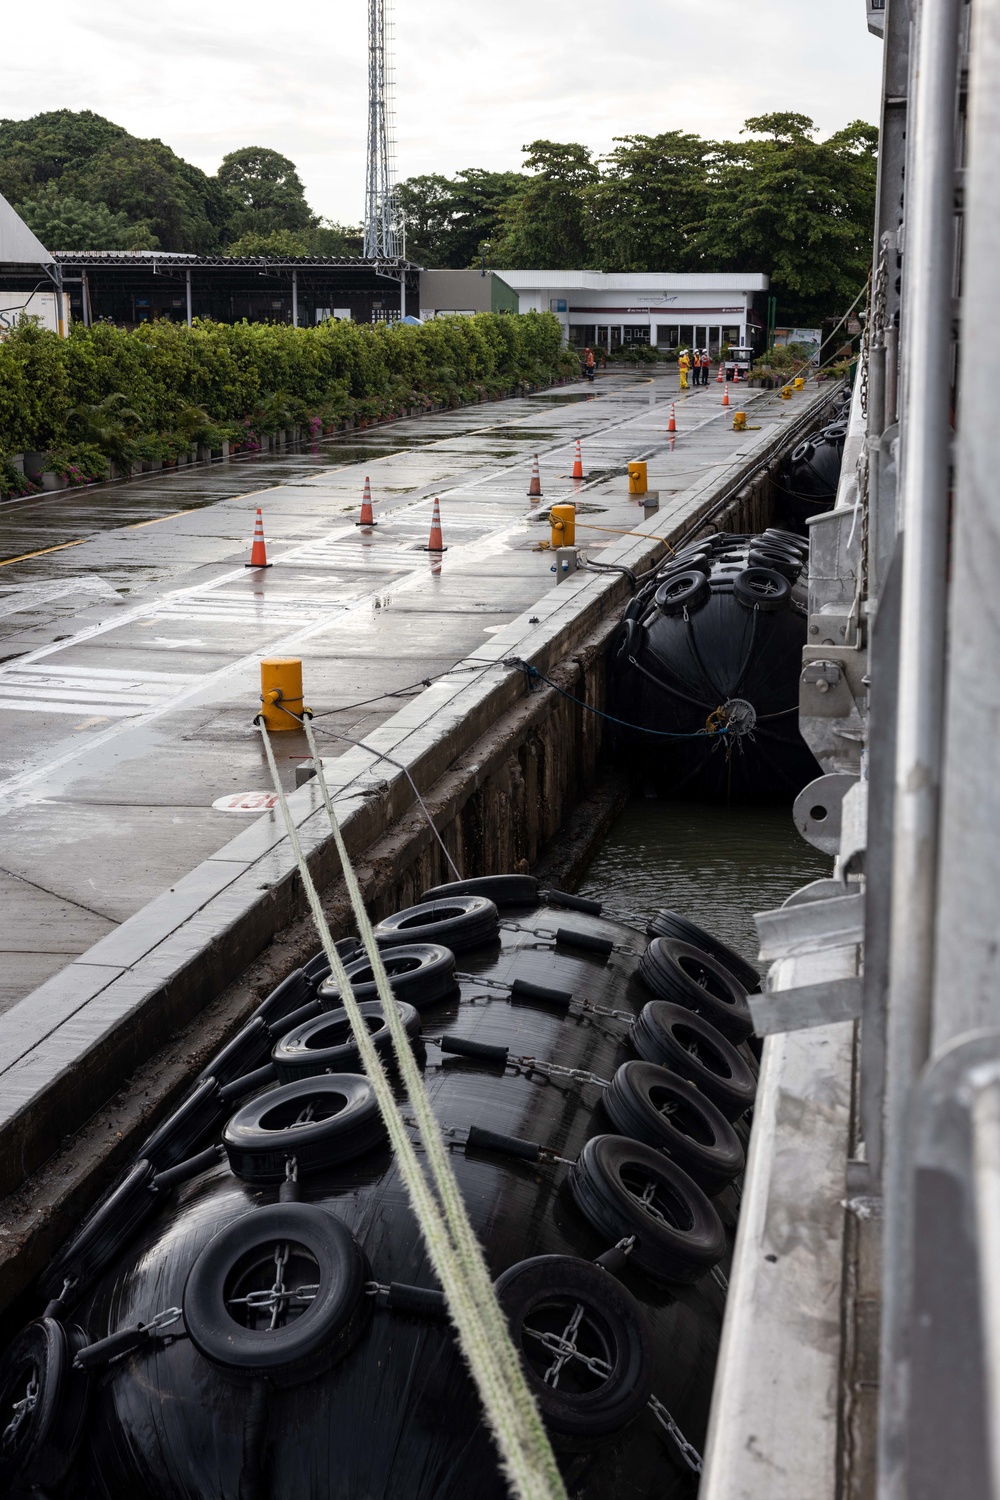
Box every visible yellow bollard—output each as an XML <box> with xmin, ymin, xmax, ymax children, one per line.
<box><xmin>780</xmin><ymin>386</ymin><xmax>793</xmax><ymax>401</ymax></box>
<box><xmin>793</xmin><ymin>376</ymin><xmax>805</xmax><ymax>391</ymax></box>
<box><xmin>732</xmin><ymin>411</ymin><xmax>747</xmax><ymax>432</ymax></box>
<box><xmin>550</xmin><ymin>503</ymin><xmax>576</xmax><ymax>547</ymax></box>
<box><xmin>259</xmin><ymin>657</ymin><xmax>304</xmax><ymax>730</ymax></box>
<box><xmin>627</xmin><ymin>460</ymin><xmax>648</xmax><ymax>496</ymax></box>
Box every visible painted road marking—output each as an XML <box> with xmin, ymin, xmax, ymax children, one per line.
<box><xmin>0</xmin><ymin>577</ymin><xmax>124</xmax><ymax>619</ymax></box>
<box><xmin>0</xmin><ymin>664</ymin><xmax>201</xmax><ymax>717</ymax></box>
<box><xmin>212</xmin><ymin>791</ymin><xmax>281</xmax><ymax>812</ymax></box>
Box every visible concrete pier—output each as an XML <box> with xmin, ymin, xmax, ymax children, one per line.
<box><xmin>0</xmin><ymin>369</ymin><xmax>837</xmax><ymax>1313</ymax></box>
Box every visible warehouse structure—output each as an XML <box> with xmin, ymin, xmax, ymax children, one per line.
<box><xmin>497</xmin><ymin>270</ymin><xmax>770</xmax><ymax>355</ymax></box>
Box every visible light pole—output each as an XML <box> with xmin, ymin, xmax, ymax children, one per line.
<box><xmin>480</xmin><ymin>240</ymin><xmax>491</xmax><ymax>277</ymax></box>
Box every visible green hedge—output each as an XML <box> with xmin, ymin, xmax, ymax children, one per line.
<box><xmin>0</xmin><ymin>311</ymin><xmax>574</xmax><ymax>492</ymax></box>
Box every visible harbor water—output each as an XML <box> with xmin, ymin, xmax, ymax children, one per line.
<box><xmin>578</xmin><ymin>799</ymin><xmax>831</xmax><ymax>975</ymax></box>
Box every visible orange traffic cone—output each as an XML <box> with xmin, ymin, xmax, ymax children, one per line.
<box><xmin>722</xmin><ymin>380</ymin><xmax>730</xmax><ymax>408</ymax></box>
<box><xmin>356</xmin><ymin>475</ymin><xmax>377</xmax><ymax>527</ymax></box>
<box><xmin>422</xmin><ymin>497</ymin><xmax>447</xmax><ymax>552</ymax></box>
<box><xmin>527</xmin><ymin>454</ymin><xmax>543</xmax><ymax>498</ymax></box>
<box><xmin>667</xmin><ymin>403</ymin><xmax>677</xmax><ymax>433</ymax></box>
<box><xmin>571</xmin><ymin>440</ymin><xmax>584</xmax><ymax>480</ymax></box>
<box><xmin>245</xmin><ymin>507</ymin><xmax>271</xmax><ymax>568</ymax></box>
<box><xmin>733</xmin><ymin>364</ymin><xmax>741</xmax><ymax>383</ymax></box>
<box><xmin>716</xmin><ymin>362</ymin><xmax>724</xmax><ymax>383</ymax></box>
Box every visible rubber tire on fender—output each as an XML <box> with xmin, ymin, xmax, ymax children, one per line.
<box><xmin>645</xmin><ymin>907</ymin><xmax>760</xmax><ymax>992</ymax></box>
<box><xmin>138</xmin><ymin>1077</ymin><xmax>228</xmax><ymax>1171</ymax></box>
<box><xmin>0</xmin><ymin>1319</ymin><xmax>90</xmax><ymax>1493</ymax></box>
<box><xmin>602</xmin><ymin>1062</ymin><xmax>745</xmax><ymax>1197</ymax></box>
<box><xmin>747</xmin><ymin>549</ymin><xmax>802</xmax><ymax>583</ymax></box>
<box><xmin>196</xmin><ymin>1016</ymin><xmax>274</xmax><ymax>1087</ymax></box>
<box><xmin>653</xmin><ymin>570</ymin><xmax>710</xmax><ymax>617</ymax></box>
<box><xmin>733</xmin><ymin>566</ymin><xmax>791</xmax><ymax>612</ymax></box>
<box><xmin>421</xmin><ymin>875</ymin><xmax>539</xmax><ymax>910</ymax></box>
<box><xmin>39</xmin><ymin>1162</ymin><xmax>159</xmax><ymax>1300</ymax></box>
<box><xmin>494</xmin><ymin>1254</ymin><xmax>651</xmax><ymax>1439</ymax></box>
<box><xmin>222</xmin><ymin>1074</ymin><xmax>385</xmax><ymax>1182</ymax></box>
<box><xmin>631</xmin><ymin>1002</ymin><xmax>757</xmax><ymax>1121</ymax></box>
<box><xmin>372</xmin><ymin>896</ymin><xmax>499</xmax><ymax>955</ymax></box>
<box><xmin>763</xmin><ymin>528</ymin><xmax>808</xmax><ymax>554</ymax></box>
<box><xmin>301</xmin><ymin>937</ymin><xmax>362</xmax><ymax>991</ymax></box>
<box><xmin>183</xmin><ymin>1203</ymin><xmax>370</xmax><ymax>1386</ymax></box>
<box><xmin>317</xmin><ymin>943</ymin><xmax>457</xmax><ymax>1011</ymax></box>
<box><xmin>638</xmin><ymin>937</ymin><xmax>754</xmax><ymax>1043</ymax></box>
<box><xmin>658</xmin><ymin>551</ymin><xmax>711</xmax><ymax>579</ymax></box>
<box><xmin>567</xmin><ymin>1135</ymin><xmax>726</xmax><ymax>1284</ymax></box>
<box><xmin>272</xmin><ymin>1000</ymin><xmax>421</xmax><ymax>1082</ymax></box>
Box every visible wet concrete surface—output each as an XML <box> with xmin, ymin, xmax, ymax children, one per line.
<box><xmin>0</xmin><ymin>370</ymin><xmax>808</xmax><ymax>1010</ymax></box>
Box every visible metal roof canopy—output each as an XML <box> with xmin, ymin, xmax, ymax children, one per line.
<box><xmin>0</xmin><ymin>190</ymin><xmax>54</xmax><ymax>268</ymax></box>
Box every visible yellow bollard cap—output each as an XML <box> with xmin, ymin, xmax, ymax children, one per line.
<box><xmin>259</xmin><ymin>657</ymin><xmax>304</xmax><ymax>731</ymax></box>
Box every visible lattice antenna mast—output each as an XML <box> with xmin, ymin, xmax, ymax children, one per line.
<box><xmin>363</xmin><ymin>0</ymin><xmax>399</xmax><ymax>259</ymax></box>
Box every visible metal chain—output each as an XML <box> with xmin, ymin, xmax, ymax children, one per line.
<box><xmin>514</xmin><ymin>1301</ymin><xmax>705</xmax><ymax>1478</ymax></box>
<box><xmin>2</xmin><ymin>1373</ymin><xmax>39</xmax><ymax>1449</ymax></box>
<box><xmin>452</xmin><ymin>971</ymin><xmax>636</xmax><ymax>1025</ymax></box>
<box><xmin>508</xmin><ymin>1055</ymin><xmax>610</xmax><ymax>1090</ymax></box>
<box><xmin>648</xmin><ymin>1394</ymin><xmax>704</xmax><ymax>1474</ymax></box>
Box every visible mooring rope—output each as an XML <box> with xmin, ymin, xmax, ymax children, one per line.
<box><xmin>255</xmin><ymin>717</ymin><xmax>567</xmax><ymax>1500</ymax></box>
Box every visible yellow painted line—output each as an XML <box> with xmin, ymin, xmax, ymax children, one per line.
<box><xmin>0</xmin><ymin>539</ymin><xmax>86</xmax><ymax>568</ymax></box>
<box><xmin>126</xmin><ymin>510</ymin><xmax>193</xmax><ymax>529</ymax></box>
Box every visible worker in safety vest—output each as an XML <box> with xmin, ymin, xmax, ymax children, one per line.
<box><xmin>583</xmin><ymin>346</ymin><xmax>596</xmax><ymax>381</ymax></box>
<box><xmin>700</xmin><ymin>350</ymin><xmax>712</xmax><ymax>385</ymax></box>
<box><xmin>678</xmin><ymin>349</ymin><xmax>691</xmax><ymax>390</ymax></box>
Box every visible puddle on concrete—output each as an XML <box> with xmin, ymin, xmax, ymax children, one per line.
<box><xmin>528</xmin><ymin>393</ymin><xmax>601</xmax><ymax>404</ymax></box>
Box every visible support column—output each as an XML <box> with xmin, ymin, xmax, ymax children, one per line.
<box><xmin>932</xmin><ymin>0</ymin><xmax>1000</xmax><ymax>1044</ymax></box>
<box><xmin>185</xmin><ymin>269</ymin><xmax>192</xmax><ymax>327</ymax></box>
<box><xmin>291</xmin><ymin>269</ymin><xmax>298</xmax><ymax>328</ymax></box>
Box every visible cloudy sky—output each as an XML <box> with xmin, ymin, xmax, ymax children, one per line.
<box><xmin>4</xmin><ymin>0</ymin><xmax>884</xmax><ymax>223</ymax></box>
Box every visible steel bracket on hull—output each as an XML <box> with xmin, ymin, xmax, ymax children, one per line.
<box><xmin>750</xmin><ymin>893</ymin><xmax>863</xmax><ymax>1036</ymax></box>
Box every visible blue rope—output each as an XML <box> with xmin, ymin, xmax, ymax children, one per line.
<box><xmin>516</xmin><ymin>661</ymin><xmax>728</xmax><ymax>740</ymax></box>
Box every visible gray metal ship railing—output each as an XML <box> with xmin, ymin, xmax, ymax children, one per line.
<box><xmin>703</xmin><ymin>0</ymin><xmax>1000</xmax><ymax>1493</ymax></box>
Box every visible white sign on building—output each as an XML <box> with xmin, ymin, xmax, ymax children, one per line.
<box><xmin>0</xmin><ymin>291</ymin><xmax>66</xmax><ymax>335</ymax></box>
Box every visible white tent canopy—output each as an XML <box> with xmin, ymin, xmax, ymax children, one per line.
<box><xmin>0</xmin><ymin>191</ymin><xmax>53</xmax><ymax>266</ymax></box>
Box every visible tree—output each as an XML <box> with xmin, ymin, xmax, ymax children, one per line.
<box><xmin>693</xmin><ymin>113</ymin><xmax>878</xmax><ymax>323</ymax></box>
<box><xmin>438</xmin><ymin>168</ymin><xmax>527</xmax><ymax>268</ymax></box>
<box><xmin>216</xmin><ymin>147</ymin><xmax>314</xmax><ymax>240</ymax></box>
<box><xmin>0</xmin><ymin>109</ymin><xmax>128</xmax><ymax>204</ymax></box>
<box><xmin>310</xmin><ymin>220</ymin><xmax>364</xmax><ymax>257</ymax></box>
<box><xmin>493</xmin><ymin>141</ymin><xmax>597</xmax><ymax>269</ymax></box>
<box><xmin>587</xmin><ymin>132</ymin><xmax>713</xmax><ymax>272</ymax></box>
<box><xmin>63</xmin><ymin>136</ymin><xmax>225</xmax><ymax>253</ymax></box>
<box><xmin>18</xmin><ymin>182</ymin><xmax>158</xmax><ymax>251</ymax></box>
<box><xmin>224</xmin><ymin>229</ymin><xmax>312</xmax><ymax>257</ymax></box>
<box><xmin>396</xmin><ymin>174</ymin><xmax>454</xmax><ymax>264</ymax></box>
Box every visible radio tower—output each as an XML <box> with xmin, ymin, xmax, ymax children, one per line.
<box><xmin>363</xmin><ymin>0</ymin><xmax>399</xmax><ymax>259</ymax></box>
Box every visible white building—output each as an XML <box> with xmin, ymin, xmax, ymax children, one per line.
<box><xmin>496</xmin><ymin>270</ymin><xmax>769</xmax><ymax>355</ymax></box>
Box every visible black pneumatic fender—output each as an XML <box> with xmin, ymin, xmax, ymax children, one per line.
<box><xmin>494</xmin><ymin>1254</ymin><xmax>652</xmax><ymax>1439</ymax></box>
<box><xmin>183</xmin><ymin>1203</ymin><xmax>371</xmax><ymax>1386</ymax></box>
<box><xmin>638</xmin><ymin>937</ymin><xmax>754</xmax><ymax>1043</ymax></box>
<box><xmin>607</xmin><ymin>536</ymin><xmax>820</xmax><ymax>803</ymax></box>
<box><xmin>567</xmin><ymin>1135</ymin><xmax>726</xmax><ymax>1284</ymax></box>
<box><xmin>602</xmin><ymin>1062</ymin><xmax>745</xmax><ymax>1197</ymax></box>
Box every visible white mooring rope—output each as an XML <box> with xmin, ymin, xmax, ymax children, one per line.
<box><xmin>256</xmin><ymin>719</ymin><xmax>567</xmax><ymax>1500</ymax></box>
